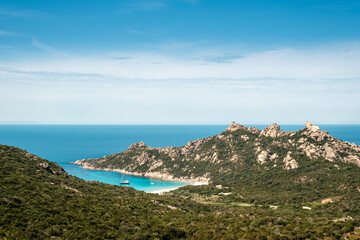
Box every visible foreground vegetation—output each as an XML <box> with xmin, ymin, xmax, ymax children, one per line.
<box><xmin>1</xmin><ymin>144</ymin><xmax>360</xmax><ymax>239</ymax></box>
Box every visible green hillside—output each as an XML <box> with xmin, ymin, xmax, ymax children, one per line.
<box><xmin>2</xmin><ymin>121</ymin><xmax>360</xmax><ymax>239</ymax></box>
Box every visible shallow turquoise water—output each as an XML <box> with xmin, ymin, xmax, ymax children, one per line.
<box><xmin>0</xmin><ymin>124</ymin><xmax>359</xmax><ymax>192</ymax></box>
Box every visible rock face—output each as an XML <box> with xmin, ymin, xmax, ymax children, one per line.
<box><xmin>283</xmin><ymin>152</ymin><xmax>299</xmax><ymax>170</ymax></box>
<box><xmin>73</xmin><ymin>121</ymin><xmax>360</xmax><ymax>182</ymax></box>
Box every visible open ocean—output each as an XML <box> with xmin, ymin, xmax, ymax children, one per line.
<box><xmin>0</xmin><ymin>124</ymin><xmax>359</xmax><ymax>192</ymax></box>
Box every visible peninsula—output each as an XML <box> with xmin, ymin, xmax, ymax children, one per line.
<box><xmin>74</xmin><ymin>121</ymin><xmax>360</xmax><ymax>184</ymax></box>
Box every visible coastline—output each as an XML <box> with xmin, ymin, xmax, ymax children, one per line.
<box><xmin>71</xmin><ymin>163</ymin><xmax>209</xmax><ymax>193</ymax></box>
<box><xmin>73</xmin><ymin>162</ymin><xmax>210</xmax><ymax>184</ymax></box>
<box><xmin>148</xmin><ymin>181</ymin><xmax>208</xmax><ymax>194</ymax></box>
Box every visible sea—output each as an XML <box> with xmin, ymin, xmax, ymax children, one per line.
<box><xmin>0</xmin><ymin>124</ymin><xmax>359</xmax><ymax>192</ymax></box>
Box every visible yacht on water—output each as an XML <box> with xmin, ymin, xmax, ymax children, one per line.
<box><xmin>119</xmin><ymin>180</ymin><xmax>130</xmax><ymax>184</ymax></box>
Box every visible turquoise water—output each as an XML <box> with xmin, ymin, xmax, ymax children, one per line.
<box><xmin>0</xmin><ymin>124</ymin><xmax>359</xmax><ymax>192</ymax></box>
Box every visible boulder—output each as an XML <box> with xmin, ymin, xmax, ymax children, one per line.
<box><xmin>283</xmin><ymin>152</ymin><xmax>299</xmax><ymax>170</ymax></box>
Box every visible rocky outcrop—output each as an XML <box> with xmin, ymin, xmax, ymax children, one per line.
<box><xmin>305</xmin><ymin>121</ymin><xmax>320</xmax><ymax>132</ymax></box>
<box><xmin>344</xmin><ymin>155</ymin><xmax>360</xmax><ymax>167</ymax></box>
<box><xmin>125</xmin><ymin>142</ymin><xmax>151</xmax><ymax>153</ymax></box>
<box><xmin>270</xmin><ymin>153</ymin><xmax>278</xmax><ymax>161</ymax></box>
<box><xmin>38</xmin><ymin>161</ymin><xmax>65</xmax><ymax>175</ymax></box>
<box><xmin>226</xmin><ymin>121</ymin><xmax>260</xmax><ymax>134</ymax></box>
<box><xmin>260</xmin><ymin>124</ymin><xmax>286</xmax><ymax>138</ymax></box>
<box><xmin>304</xmin><ymin>121</ymin><xmax>333</xmax><ymax>142</ymax></box>
<box><xmin>226</xmin><ymin>121</ymin><xmax>247</xmax><ymax>132</ymax></box>
<box><xmin>257</xmin><ymin>151</ymin><xmax>268</xmax><ymax>165</ymax></box>
<box><xmin>324</xmin><ymin>146</ymin><xmax>337</xmax><ymax>162</ymax></box>
<box><xmin>283</xmin><ymin>152</ymin><xmax>299</xmax><ymax>170</ymax></box>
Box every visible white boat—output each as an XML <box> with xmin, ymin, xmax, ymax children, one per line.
<box><xmin>119</xmin><ymin>180</ymin><xmax>130</xmax><ymax>184</ymax></box>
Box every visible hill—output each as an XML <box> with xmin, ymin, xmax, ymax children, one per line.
<box><xmin>74</xmin><ymin>121</ymin><xmax>360</xmax><ymax>204</ymax></box>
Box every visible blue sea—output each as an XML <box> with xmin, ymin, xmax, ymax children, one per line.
<box><xmin>0</xmin><ymin>124</ymin><xmax>359</xmax><ymax>192</ymax></box>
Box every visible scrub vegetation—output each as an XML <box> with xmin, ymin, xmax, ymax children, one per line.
<box><xmin>1</xmin><ymin>143</ymin><xmax>360</xmax><ymax>239</ymax></box>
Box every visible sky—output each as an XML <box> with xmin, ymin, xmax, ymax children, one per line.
<box><xmin>0</xmin><ymin>0</ymin><xmax>360</xmax><ymax>124</ymax></box>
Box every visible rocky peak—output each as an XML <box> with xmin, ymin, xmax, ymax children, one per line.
<box><xmin>226</xmin><ymin>121</ymin><xmax>247</xmax><ymax>132</ymax></box>
<box><xmin>305</xmin><ymin>121</ymin><xmax>320</xmax><ymax>132</ymax></box>
<box><xmin>260</xmin><ymin>123</ymin><xmax>285</xmax><ymax>138</ymax></box>
<box><xmin>304</xmin><ymin>121</ymin><xmax>331</xmax><ymax>142</ymax></box>
<box><xmin>125</xmin><ymin>142</ymin><xmax>151</xmax><ymax>152</ymax></box>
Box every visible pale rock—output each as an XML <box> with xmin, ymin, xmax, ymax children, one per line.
<box><xmin>321</xmin><ymin>198</ymin><xmax>334</xmax><ymax>204</ymax></box>
<box><xmin>211</xmin><ymin>152</ymin><xmax>219</xmax><ymax>163</ymax></box>
<box><xmin>257</xmin><ymin>151</ymin><xmax>268</xmax><ymax>165</ymax></box>
<box><xmin>270</xmin><ymin>153</ymin><xmax>278</xmax><ymax>161</ymax></box>
<box><xmin>226</xmin><ymin>121</ymin><xmax>247</xmax><ymax>132</ymax></box>
<box><xmin>298</xmin><ymin>138</ymin><xmax>306</xmax><ymax>144</ymax></box>
<box><xmin>344</xmin><ymin>155</ymin><xmax>360</xmax><ymax>167</ymax></box>
<box><xmin>39</xmin><ymin>162</ymin><xmax>49</xmax><ymax>169</ymax></box>
<box><xmin>324</xmin><ymin>146</ymin><xmax>337</xmax><ymax>162</ymax></box>
<box><xmin>283</xmin><ymin>152</ymin><xmax>299</xmax><ymax>170</ymax></box>
<box><xmin>148</xmin><ymin>160</ymin><xmax>163</xmax><ymax>171</ymax></box>
<box><xmin>137</xmin><ymin>151</ymin><xmax>151</xmax><ymax>165</ymax></box>
<box><xmin>255</xmin><ymin>146</ymin><xmax>262</xmax><ymax>153</ymax></box>
<box><xmin>260</xmin><ymin>124</ymin><xmax>285</xmax><ymax>138</ymax></box>
<box><xmin>125</xmin><ymin>142</ymin><xmax>151</xmax><ymax>153</ymax></box>
<box><xmin>230</xmin><ymin>154</ymin><xmax>240</xmax><ymax>162</ymax></box>
<box><xmin>39</xmin><ymin>162</ymin><xmax>56</xmax><ymax>174</ymax></box>
<box><xmin>304</xmin><ymin>121</ymin><xmax>331</xmax><ymax>142</ymax></box>
<box><xmin>333</xmin><ymin>216</ymin><xmax>354</xmax><ymax>222</ymax></box>
<box><xmin>305</xmin><ymin>121</ymin><xmax>320</xmax><ymax>132</ymax></box>
<box><xmin>241</xmin><ymin>135</ymin><xmax>250</xmax><ymax>141</ymax></box>
<box><xmin>248</xmin><ymin>127</ymin><xmax>261</xmax><ymax>134</ymax></box>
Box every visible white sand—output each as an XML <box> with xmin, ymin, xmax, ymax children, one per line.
<box><xmin>148</xmin><ymin>181</ymin><xmax>208</xmax><ymax>194</ymax></box>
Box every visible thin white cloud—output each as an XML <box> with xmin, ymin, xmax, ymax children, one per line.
<box><xmin>30</xmin><ymin>38</ymin><xmax>67</xmax><ymax>56</ymax></box>
<box><xmin>0</xmin><ymin>68</ymin><xmax>359</xmax><ymax>124</ymax></box>
<box><xmin>6</xmin><ymin>42</ymin><xmax>359</xmax><ymax>81</ymax></box>
<box><xmin>0</xmin><ymin>30</ymin><xmax>16</xmax><ymax>36</ymax></box>
<box><xmin>1</xmin><ymin>41</ymin><xmax>359</xmax><ymax>124</ymax></box>
<box><xmin>0</xmin><ymin>6</ymin><xmax>49</xmax><ymax>18</ymax></box>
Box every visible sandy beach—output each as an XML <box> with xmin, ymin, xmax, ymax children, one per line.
<box><xmin>148</xmin><ymin>181</ymin><xmax>208</xmax><ymax>194</ymax></box>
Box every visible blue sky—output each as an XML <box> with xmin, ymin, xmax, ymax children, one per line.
<box><xmin>1</xmin><ymin>0</ymin><xmax>360</xmax><ymax>124</ymax></box>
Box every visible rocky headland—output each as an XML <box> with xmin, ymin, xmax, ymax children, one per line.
<box><xmin>73</xmin><ymin>121</ymin><xmax>360</xmax><ymax>183</ymax></box>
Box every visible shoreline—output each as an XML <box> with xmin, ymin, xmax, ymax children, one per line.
<box><xmin>147</xmin><ymin>181</ymin><xmax>208</xmax><ymax>194</ymax></box>
<box><xmin>73</xmin><ymin>162</ymin><xmax>210</xmax><ymax>184</ymax></box>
